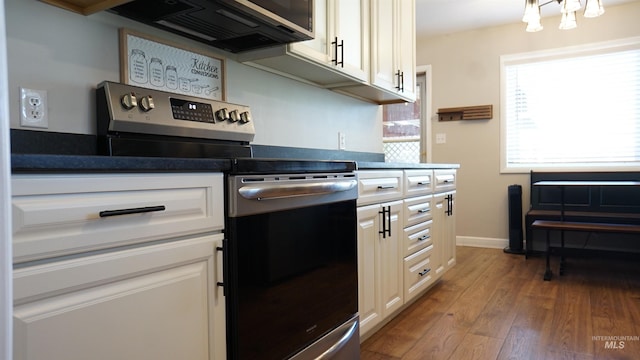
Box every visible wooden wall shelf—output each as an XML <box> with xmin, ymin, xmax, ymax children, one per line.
<box><xmin>438</xmin><ymin>105</ymin><xmax>493</xmax><ymax>121</ymax></box>
<box><xmin>40</xmin><ymin>0</ymin><xmax>132</xmax><ymax>15</ymax></box>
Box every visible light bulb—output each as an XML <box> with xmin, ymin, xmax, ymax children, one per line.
<box><xmin>584</xmin><ymin>0</ymin><xmax>605</xmax><ymax>17</ymax></box>
<box><xmin>559</xmin><ymin>11</ymin><xmax>577</xmax><ymax>29</ymax></box>
<box><xmin>562</xmin><ymin>0</ymin><xmax>581</xmax><ymax>13</ymax></box>
<box><xmin>526</xmin><ymin>18</ymin><xmax>544</xmax><ymax>32</ymax></box>
<box><xmin>523</xmin><ymin>0</ymin><xmax>541</xmax><ymax>22</ymax></box>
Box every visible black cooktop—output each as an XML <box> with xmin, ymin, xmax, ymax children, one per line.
<box><xmin>230</xmin><ymin>157</ymin><xmax>356</xmax><ymax>175</ymax></box>
<box><xmin>101</xmin><ymin>133</ymin><xmax>355</xmax><ymax>175</ymax></box>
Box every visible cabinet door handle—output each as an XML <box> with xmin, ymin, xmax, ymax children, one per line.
<box><xmin>400</xmin><ymin>71</ymin><xmax>404</xmax><ymax>92</ymax></box>
<box><xmin>379</xmin><ymin>206</ymin><xmax>391</xmax><ymax>238</ymax></box>
<box><xmin>379</xmin><ymin>207</ymin><xmax>387</xmax><ymax>238</ymax></box>
<box><xmin>331</xmin><ymin>37</ymin><xmax>344</xmax><ymax>67</ymax></box>
<box><xmin>395</xmin><ymin>70</ymin><xmax>402</xmax><ymax>90</ymax></box>
<box><xmin>218</xmin><ymin>240</ymin><xmax>228</xmax><ymax>296</ymax></box>
<box><xmin>99</xmin><ymin>205</ymin><xmax>165</xmax><ymax>218</ymax></box>
<box><xmin>419</xmin><ymin>268</ymin><xmax>431</xmax><ymax>276</ymax></box>
<box><xmin>386</xmin><ymin>206</ymin><xmax>391</xmax><ymax>237</ymax></box>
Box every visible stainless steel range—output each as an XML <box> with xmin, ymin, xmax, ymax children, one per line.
<box><xmin>96</xmin><ymin>81</ymin><xmax>360</xmax><ymax>360</ymax></box>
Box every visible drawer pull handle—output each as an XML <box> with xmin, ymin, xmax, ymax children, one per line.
<box><xmin>99</xmin><ymin>205</ymin><xmax>166</xmax><ymax>218</ymax></box>
<box><xmin>419</xmin><ymin>268</ymin><xmax>431</xmax><ymax>276</ymax></box>
<box><xmin>418</xmin><ymin>181</ymin><xmax>431</xmax><ymax>185</ymax></box>
<box><xmin>377</xmin><ymin>185</ymin><xmax>396</xmax><ymax>190</ymax></box>
<box><xmin>418</xmin><ymin>208</ymin><xmax>430</xmax><ymax>213</ymax></box>
<box><xmin>419</xmin><ymin>235</ymin><xmax>430</xmax><ymax>241</ymax></box>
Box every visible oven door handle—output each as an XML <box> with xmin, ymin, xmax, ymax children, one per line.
<box><xmin>238</xmin><ymin>180</ymin><xmax>357</xmax><ymax>200</ymax></box>
<box><xmin>314</xmin><ymin>320</ymin><xmax>358</xmax><ymax>360</ymax></box>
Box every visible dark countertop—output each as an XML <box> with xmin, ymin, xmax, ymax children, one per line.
<box><xmin>356</xmin><ymin>161</ymin><xmax>460</xmax><ymax>170</ymax></box>
<box><xmin>11</xmin><ymin>154</ymin><xmax>230</xmax><ymax>173</ymax></box>
<box><xmin>9</xmin><ymin>130</ymin><xmax>459</xmax><ymax>173</ymax></box>
<box><xmin>11</xmin><ymin>154</ymin><xmax>459</xmax><ymax>174</ymax></box>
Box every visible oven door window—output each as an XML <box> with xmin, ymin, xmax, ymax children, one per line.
<box><xmin>228</xmin><ymin>200</ymin><xmax>357</xmax><ymax>360</ymax></box>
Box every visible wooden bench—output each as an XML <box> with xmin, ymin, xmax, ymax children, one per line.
<box><xmin>526</xmin><ymin>172</ymin><xmax>640</xmax><ymax>257</ymax></box>
<box><xmin>532</xmin><ymin>219</ymin><xmax>640</xmax><ymax>281</ymax></box>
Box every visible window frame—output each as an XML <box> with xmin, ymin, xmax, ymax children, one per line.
<box><xmin>500</xmin><ymin>36</ymin><xmax>640</xmax><ymax>174</ymax></box>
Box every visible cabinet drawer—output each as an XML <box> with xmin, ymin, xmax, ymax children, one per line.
<box><xmin>404</xmin><ymin>219</ymin><xmax>432</xmax><ymax>256</ymax></box>
<box><xmin>12</xmin><ymin>173</ymin><xmax>223</xmax><ymax>263</ymax></box>
<box><xmin>404</xmin><ymin>195</ymin><xmax>432</xmax><ymax>228</ymax></box>
<box><xmin>13</xmin><ymin>234</ymin><xmax>224</xmax><ymax>360</ymax></box>
<box><xmin>404</xmin><ymin>244</ymin><xmax>435</xmax><ymax>302</ymax></box>
<box><xmin>404</xmin><ymin>170</ymin><xmax>433</xmax><ymax>197</ymax></box>
<box><xmin>356</xmin><ymin>170</ymin><xmax>404</xmax><ymax>206</ymax></box>
<box><xmin>434</xmin><ymin>169</ymin><xmax>456</xmax><ymax>193</ymax></box>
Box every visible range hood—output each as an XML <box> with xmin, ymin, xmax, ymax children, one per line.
<box><xmin>109</xmin><ymin>0</ymin><xmax>314</xmax><ymax>53</ymax></box>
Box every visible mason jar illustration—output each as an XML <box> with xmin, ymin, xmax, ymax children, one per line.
<box><xmin>129</xmin><ymin>49</ymin><xmax>148</xmax><ymax>84</ymax></box>
<box><xmin>165</xmin><ymin>65</ymin><xmax>178</xmax><ymax>89</ymax></box>
<box><xmin>179</xmin><ymin>78</ymin><xmax>191</xmax><ymax>92</ymax></box>
<box><xmin>149</xmin><ymin>58</ymin><xmax>164</xmax><ymax>87</ymax></box>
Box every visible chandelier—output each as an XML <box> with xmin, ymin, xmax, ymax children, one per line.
<box><xmin>523</xmin><ymin>0</ymin><xmax>605</xmax><ymax>32</ymax></box>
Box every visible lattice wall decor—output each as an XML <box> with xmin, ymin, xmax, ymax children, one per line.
<box><xmin>384</xmin><ymin>140</ymin><xmax>420</xmax><ymax>163</ymax></box>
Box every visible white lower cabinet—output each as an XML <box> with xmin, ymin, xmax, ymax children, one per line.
<box><xmin>11</xmin><ymin>173</ymin><xmax>226</xmax><ymax>360</ymax></box>
<box><xmin>357</xmin><ymin>200</ymin><xmax>403</xmax><ymax>337</ymax></box>
<box><xmin>13</xmin><ymin>235</ymin><xmax>225</xmax><ymax>360</ymax></box>
<box><xmin>358</xmin><ymin>168</ymin><xmax>457</xmax><ymax>340</ymax></box>
<box><xmin>436</xmin><ymin>191</ymin><xmax>457</xmax><ymax>271</ymax></box>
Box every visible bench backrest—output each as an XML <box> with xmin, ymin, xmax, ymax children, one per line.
<box><xmin>530</xmin><ymin>171</ymin><xmax>640</xmax><ymax>213</ymax></box>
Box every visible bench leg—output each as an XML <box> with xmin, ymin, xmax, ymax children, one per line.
<box><xmin>544</xmin><ymin>229</ymin><xmax>552</xmax><ymax>281</ymax></box>
<box><xmin>559</xmin><ymin>230</ymin><xmax>565</xmax><ymax>276</ymax></box>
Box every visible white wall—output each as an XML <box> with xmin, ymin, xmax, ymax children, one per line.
<box><xmin>5</xmin><ymin>0</ymin><xmax>382</xmax><ymax>153</ymax></box>
<box><xmin>0</xmin><ymin>0</ymin><xmax>13</xmax><ymax>357</ymax></box>
<box><xmin>418</xmin><ymin>1</ymin><xmax>640</xmax><ymax>246</ymax></box>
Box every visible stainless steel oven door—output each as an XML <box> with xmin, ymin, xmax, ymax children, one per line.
<box><xmin>226</xmin><ymin>173</ymin><xmax>359</xmax><ymax>360</ymax></box>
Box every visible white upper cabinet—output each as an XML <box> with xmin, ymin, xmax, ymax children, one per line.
<box><xmin>371</xmin><ymin>0</ymin><xmax>396</xmax><ymax>92</ymax></box>
<box><xmin>238</xmin><ymin>0</ymin><xmax>369</xmax><ymax>87</ymax></box>
<box><xmin>327</xmin><ymin>0</ymin><xmax>369</xmax><ymax>83</ymax></box>
<box><xmin>398</xmin><ymin>0</ymin><xmax>416</xmax><ymax>101</ymax></box>
<box><xmin>370</xmin><ymin>0</ymin><xmax>416</xmax><ymax>102</ymax></box>
<box><xmin>238</xmin><ymin>0</ymin><xmax>416</xmax><ymax>104</ymax></box>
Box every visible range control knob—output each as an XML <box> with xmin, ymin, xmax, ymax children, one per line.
<box><xmin>121</xmin><ymin>92</ymin><xmax>138</xmax><ymax>110</ymax></box>
<box><xmin>240</xmin><ymin>111</ymin><xmax>252</xmax><ymax>123</ymax></box>
<box><xmin>215</xmin><ymin>108</ymin><xmax>229</xmax><ymax>122</ymax></box>
<box><xmin>139</xmin><ymin>96</ymin><xmax>155</xmax><ymax>112</ymax></box>
<box><xmin>229</xmin><ymin>110</ymin><xmax>240</xmax><ymax>122</ymax></box>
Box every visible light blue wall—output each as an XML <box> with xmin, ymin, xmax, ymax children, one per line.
<box><xmin>6</xmin><ymin>0</ymin><xmax>382</xmax><ymax>153</ymax></box>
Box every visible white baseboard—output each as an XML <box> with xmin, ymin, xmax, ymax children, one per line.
<box><xmin>456</xmin><ymin>236</ymin><xmax>509</xmax><ymax>249</ymax></box>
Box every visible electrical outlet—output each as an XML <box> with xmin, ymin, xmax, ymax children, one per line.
<box><xmin>338</xmin><ymin>132</ymin><xmax>346</xmax><ymax>150</ymax></box>
<box><xmin>436</xmin><ymin>133</ymin><xmax>446</xmax><ymax>144</ymax></box>
<box><xmin>20</xmin><ymin>87</ymin><xmax>48</xmax><ymax>128</ymax></box>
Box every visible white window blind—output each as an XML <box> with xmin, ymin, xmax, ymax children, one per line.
<box><xmin>500</xmin><ymin>38</ymin><xmax>640</xmax><ymax>173</ymax></box>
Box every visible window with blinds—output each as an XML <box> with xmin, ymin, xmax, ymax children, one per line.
<box><xmin>500</xmin><ymin>37</ymin><xmax>640</xmax><ymax>173</ymax></box>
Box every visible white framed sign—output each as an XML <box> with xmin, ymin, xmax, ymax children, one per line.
<box><xmin>119</xmin><ymin>28</ymin><xmax>226</xmax><ymax>100</ymax></box>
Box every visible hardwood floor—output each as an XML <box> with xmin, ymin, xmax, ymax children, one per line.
<box><xmin>361</xmin><ymin>246</ymin><xmax>640</xmax><ymax>360</ymax></box>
